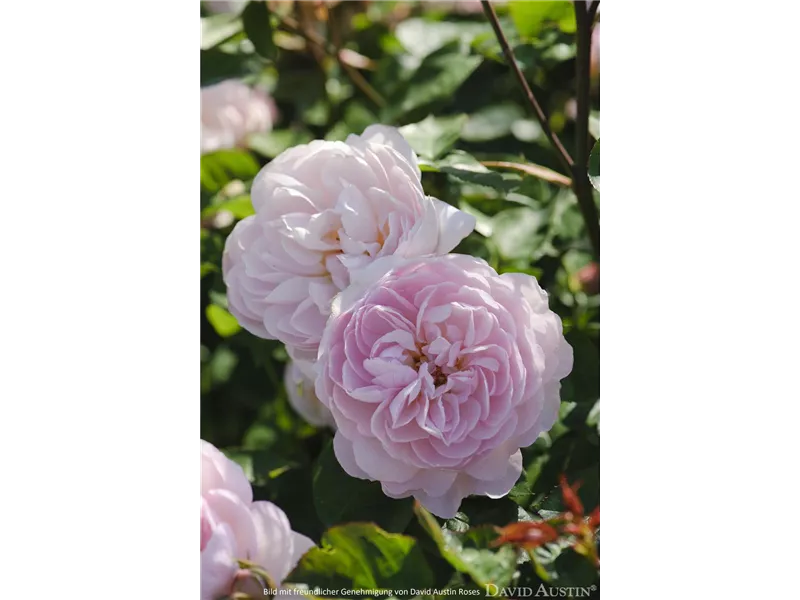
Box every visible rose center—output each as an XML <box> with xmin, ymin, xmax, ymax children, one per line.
<box><xmin>431</xmin><ymin>366</ymin><xmax>448</xmax><ymax>387</ymax></box>
<box><xmin>410</xmin><ymin>354</ymin><xmax>449</xmax><ymax>388</ymax></box>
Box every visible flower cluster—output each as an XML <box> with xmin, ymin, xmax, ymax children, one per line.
<box><xmin>201</xmin><ymin>440</ymin><xmax>313</xmax><ymax>600</ymax></box>
<box><xmin>223</xmin><ymin>125</ymin><xmax>573</xmax><ymax>519</ymax></box>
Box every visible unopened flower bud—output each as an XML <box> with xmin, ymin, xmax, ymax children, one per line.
<box><xmin>574</xmin><ymin>262</ymin><xmax>600</xmax><ymax>295</ymax></box>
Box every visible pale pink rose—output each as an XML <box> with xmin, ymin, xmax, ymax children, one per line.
<box><xmin>201</xmin><ymin>80</ymin><xmax>277</xmax><ymax>154</ymax></box>
<box><xmin>201</xmin><ymin>440</ymin><xmax>313</xmax><ymax>600</ymax></box>
<box><xmin>222</xmin><ymin>125</ymin><xmax>476</xmax><ymax>364</ymax></box>
<box><xmin>315</xmin><ymin>255</ymin><xmax>573</xmax><ymax>519</ymax></box>
<box><xmin>285</xmin><ymin>360</ymin><xmax>336</xmax><ymax>428</ymax></box>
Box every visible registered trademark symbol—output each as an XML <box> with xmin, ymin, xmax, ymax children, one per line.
<box><xmin>590</xmin><ymin>585</ymin><xmax>597</xmax><ymax>591</ymax></box>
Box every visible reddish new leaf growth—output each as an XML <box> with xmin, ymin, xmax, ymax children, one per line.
<box><xmin>588</xmin><ymin>506</ymin><xmax>600</xmax><ymax>529</ymax></box>
<box><xmin>559</xmin><ymin>475</ymin><xmax>585</xmax><ymax>517</ymax></box>
<box><xmin>493</xmin><ymin>521</ymin><xmax>560</xmax><ymax>550</ymax></box>
<box><xmin>494</xmin><ymin>475</ymin><xmax>600</xmax><ymax>572</ymax></box>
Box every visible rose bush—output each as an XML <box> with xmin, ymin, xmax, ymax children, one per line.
<box><xmin>201</xmin><ymin>1</ymin><xmax>600</xmax><ymax>594</ymax></box>
<box><xmin>222</xmin><ymin>125</ymin><xmax>475</xmax><ymax>365</ymax></box>
<box><xmin>201</xmin><ymin>440</ymin><xmax>313</xmax><ymax>599</ymax></box>
<box><xmin>315</xmin><ymin>254</ymin><xmax>573</xmax><ymax>518</ymax></box>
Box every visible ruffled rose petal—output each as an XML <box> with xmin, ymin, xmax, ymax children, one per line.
<box><xmin>200</xmin><ymin>521</ymin><xmax>238</xmax><ymax>600</ymax></box>
<box><xmin>201</xmin><ymin>440</ymin><xmax>253</xmax><ymax>504</ymax></box>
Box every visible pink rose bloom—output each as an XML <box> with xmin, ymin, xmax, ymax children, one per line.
<box><xmin>315</xmin><ymin>255</ymin><xmax>573</xmax><ymax>518</ymax></box>
<box><xmin>285</xmin><ymin>360</ymin><xmax>336</xmax><ymax>428</ymax></box>
<box><xmin>201</xmin><ymin>440</ymin><xmax>313</xmax><ymax>600</ymax></box>
<box><xmin>201</xmin><ymin>80</ymin><xmax>278</xmax><ymax>154</ymax></box>
<box><xmin>222</xmin><ymin>125</ymin><xmax>475</xmax><ymax>364</ymax></box>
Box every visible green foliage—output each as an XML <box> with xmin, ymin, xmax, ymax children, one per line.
<box><xmin>399</xmin><ymin>114</ymin><xmax>468</xmax><ymax>160</ymax></box>
<box><xmin>286</xmin><ymin>523</ymin><xmax>434</xmax><ymax>590</ymax></box>
<box><xmin>241</xmin><ymin>1</ymin><xmax>277</xmax><ymax>61</ymax></box>
<box><xmin>509</xmin><ymin>1</ymin><xmax>577</xmax><ymax>39</ymax></box>
<box><xmin>461</xmin><ymin>103</ymin><xmax>526</xmax><ymax>142</ymax></box>
<box><xmin>422</xmin><ymin>151</ymin><xmax>522</xmax><ymax>193</ymax></box>
<box><xmin>492</xmin><ymin>207</ymin><xmax>548</xmax><ymax>260</ymax></box>
<box><xmin>389</xmin><ymin>50</ymin><xmax>483</xmax><ymax>120</ymax></box>
<box><xmin>206</xmin><ymin>305</ymin><xmax>241</xmax><ymax>338</ymax></box>
<box><xmin>415</xmin><ymin>504</ymin><xmax>518</xmax><ymax>589</ymax></box>
<box><xmin>201</xmin><ymin>13</ymin><xmax>243</xmax><ymax>51</ymax></box>
<box><xmin>313</xmin><ymin>441</ymin><xmax>413</xmax><ymax>533</ymax></box>
<box><xmin>201</xmin><ymin>150</ymin><xmax>260</xmax><ymax>194</ymax></box>
<box><xmin>248</xmin><ymin>129</ymin><xmax>313</xmax><ymax>158</ymax></box>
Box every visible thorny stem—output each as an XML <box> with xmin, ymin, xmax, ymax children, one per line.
<box><xmin>574</xmin><ymin>1</ymin><xmax>601</xmax><ymax>260</ymax></box>
<box><xmin>479</xmin><ymin>0</ymin><xmax>574</xmax><ymax>175</ymax></box>
<box><xmin>480</xmin><ymin>1</ymin><xmax>601</xmax><ymax>261</ymax></box>
<box><xmin>277</xmin><ymin>15</ymin><xmax>386</xmax><ymax>108</ymax></box>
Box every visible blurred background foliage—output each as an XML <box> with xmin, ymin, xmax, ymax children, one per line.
<box><xmin>201</xmin><ymin>1</ymin><xmax>599</xmax><ymax>594</ymax></box>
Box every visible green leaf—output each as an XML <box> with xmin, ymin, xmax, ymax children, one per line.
<box><xmin>393</xmin><ymin>52</ymin><xmax>482</xmax><ymax>117</ymax></box>
<box><xmin>312</xmin><ymin>440</ymin><xmax>414</xmax><ymax>533</ymax></box>
<box><xmin>458</xmin><ymin>202</ymin><xmax>493</xmax><ymax>237</ymax></box>
<box><xmin>206</xmin><ymin>345</ymin><xmax>238</xmax><ymax>386</ymax></box>
<box><xmin>491</xmin><ymin>207</ymin><xmax>548</xmax><ymax>260</ymax></box>
<box><xmin>552</xmin><ymin>550</ymin><xmax>599</xmax><ymax>588</ymax></box>
<box><xmin>509</xmin><ymin>1</ymin><xmax>577</xmax><ymax>39</ymax></box>
<box><xmin>549</xmin><ymin>189</ymin><xmax>584</xmax><ymax>241</ymax></box>
<box><xmin>414</xmin><ymin>504</ymin><xmax>518</xmax><ymax>589</ymax></box>
<box><xmin>423</xmin><ymin>151</ymin><xmax>521</xmax><ymax>193</ymax></box>
<box><xmin>206</xmin><ymin>305</ymin><xmax>241</xmax><ymax>338</ymax></box>
<box><xmin>286</xmin><ymin>523</ymin><xmax>434</xmax><ymax>590</ymax></box>
<box><xmin>242</xmin><ymin>1</ymin><xmax>276</xmax><ymax>61</ymax></box>
<box><xmin>202</xmin><ymin>195</ymin><xmax>255</xmax><ymax>220</ymax></box>
<box><xmin>562</xmin><ymin>330</ymin><xmax>600</xmax><ymax>405</ymax></box>
<box><xmin>511</xmin><ymin>118</ymin><xmax>544</xmax><ymax>142</ymax></box>
<box><xmin>589</xmin><ymin>111</ymin><xmax>600</xmax><ymax>140</ymax></box>
<box><xmin>223</xmin><ymin>445</ymin><xmax>308</xmax><ymax>485</ymax></box>
<box><xmin>461</xmin><ymin>103</ymin><xmax>526</xmax><ymax>142</ymax></box>
<box><xmin>200</xmin><ymin>262</ymin><xmax>218</xmax><ymax>278</ymax></box>
<box><xmin>395</xmin><ymin>18</ymin><xmax>490</xmax><ymax>60</ymax></box>
<box><xmin>200</xmin><ymin>150</ymin><xmax>260</xmax><ymax>194</ymax></box>
<box><xmin>248</xmin><ymin>129</ymin><xmax>313</xmax><ymax>158</ymax></box>
<box><xmin>201</xmin><ymin>48</ymin><xmax>259</xmax><ymax>87</ymax></box>
<box><xmin>201</xmin><ymin>13</ymin><xmax>243</xmax><ymax>51</ymax></box>
<box><xmin>398</xmin><ymin>114</ymin><xmax>467</xmax><ymax>160</ymax></box>
<box><xmin>587</xmin><ymin>399</ymin><xmax>600</xmax><ymax>430</ymax></box>
<box><xmin>588</xmin><ymin>139</ymin><xmax>600</xmax><ymax>192</ymax></box>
